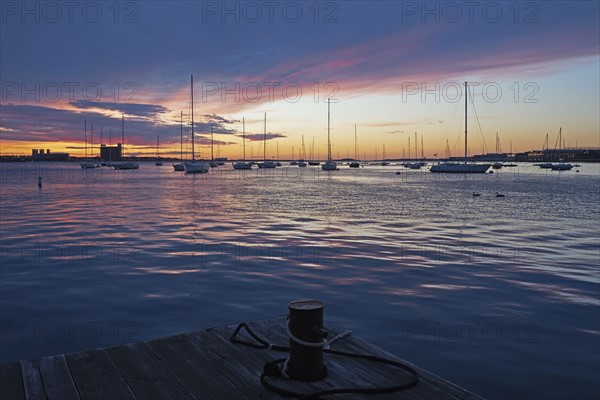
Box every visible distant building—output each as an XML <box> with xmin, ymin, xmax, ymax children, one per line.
<box><xmin>100</xmin><ymin>144</ymin><xmax>123</xmax><ymax>161</ymax></box>
<box><xmin>31</xmin><ymin>149</ymin><xmax>69</xmax><ymax>161</ymax></box>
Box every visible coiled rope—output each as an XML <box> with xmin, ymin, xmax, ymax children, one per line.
<box><xmin>230</xmin><ymin>322</ymin><xmax>419</xmax><ymax>399</ymax></box>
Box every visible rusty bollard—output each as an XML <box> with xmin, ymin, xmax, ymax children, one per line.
<box><xmin>286</xmin><ymin>299</ymin><xmax>328</xmax><ymax>381</ymax></box>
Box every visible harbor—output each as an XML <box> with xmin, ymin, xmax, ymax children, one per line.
<box><xmin>2</xmin><ymin>1</ymin><xmax>599</xmax><ymax>399</ymax></box>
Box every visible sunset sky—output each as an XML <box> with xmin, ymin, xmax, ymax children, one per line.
<box><xmin>1</xmin><ymin>1</ymin><xmax>599</xmax><ymax>159</ymax></box>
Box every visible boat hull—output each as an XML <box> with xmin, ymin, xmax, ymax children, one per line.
<box><xmin>232</xmin><ymin>162</ymin><xmax>252</xmax><ymax>170</ymax></box>
<box><xmin>113</xmin><ymin>162</ymin><xmax>139</xmax><ymax>170</ymax></box>
<box><xmin>430</xmin><ymin>163</ymin><xmax>490</xmax><ymax>173</ymax></box>
<box><xmin>185</xmin><ymin>161</ymin><xmax>210</xmax><ymax>173</ymax></box>
<box><xmin>173</xmin><ymin>163</ymin><xmax>185</xmax><ymax>171</ymax></box>
<box><xmin>257</xmin><ymin>161</ymin><xmax>277</xmax><ymax>168</ymax></box>
<box><xmin>321</xmin><ymin>161</ymin><xmax>338</xmax><ymax>171</ymax></box>
<box><xmin>551</xmin><ymin>163</ymin><xmax>573</xmax><ymax>171</ymax></box>
<box><xmin>80</xmin><ymin>162</ymin><xmax>97</xmax><ymax>169</ymax></box>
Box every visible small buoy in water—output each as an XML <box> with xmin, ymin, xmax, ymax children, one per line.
<box><xmin>396</xmin><ymin>171</ymin><xmax>401</xmax><ymax>175</ymax></box>
<box><xmin>37</xmin><ymin>176</ymin><xmax>42</xmax><ymax>188</ymax></box>
<box><xmin>576</xmin><ymin>170</ymin><xmax>580</xmax><ymax>173</ymax></box>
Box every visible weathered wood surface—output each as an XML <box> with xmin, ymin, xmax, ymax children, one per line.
<box><xmin>0</xmin><ymin>316</ymin><xmax>484</xmax><ymax>399</ymax></box>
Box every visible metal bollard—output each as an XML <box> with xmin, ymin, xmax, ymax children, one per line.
<box><xmin>287</xmin><ymin>299</ymin><xmax>328</xmax><ymax>381</ymax></box>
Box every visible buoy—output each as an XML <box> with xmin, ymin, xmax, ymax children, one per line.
<box><xmin>37</xmin><ymin>176</ymin><xmax>42</xmax><ymax>188</ymax></box>
<box><xmin>396</xmin><ymin>171</ymin><xmax>401</xmax><ymax>175</ymax></box>
<box><xmin>287</xmin><ymin>300</ymin><xmax>328</xmax><ymax>381</ymax></box>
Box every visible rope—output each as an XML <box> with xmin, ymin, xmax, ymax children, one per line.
<box><xmin>230</xmin><ymin>322</ymin><xmax>419</xmax><ymax>399</ymax></box>
<box><xmin>286</xmin><ymin>322</ymin><xmax>352</xmax><ymax>350</ymax></box>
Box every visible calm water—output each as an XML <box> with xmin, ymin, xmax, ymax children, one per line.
<box><xmin>1</xmin><ymin>162</ymin><xmax>599</xmax><ymax>399</ymax></box>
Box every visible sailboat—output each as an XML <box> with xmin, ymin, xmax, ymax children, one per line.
<box><xmin>80</xmin><ymin>121</ymin><xmax>97</xmax><ymax>168</ymax></box>
<box><xmin>113</xmin><ymin>114</ymin><xmax>139</xmax><ymax>169</ymax></box>
<box><xmin>298</xmin><ymin>135</ymin><xmax>307</xmax><ymax>167</ymax></box>
<box><xmin>430</xmin><ymin>82</ymin><xmax>491</xmax><ymax>173</ymax></box>
<box><xmin>233</xmin><ymin>117</ymin><xmax>252</xmax><ymax>169</ymax></box>
<box><xmin>185</xmin><ymin>74</ymin><xmax>210</xmax><ymax>174</ymax></box>
<box><xmin>321</xmin><ymin>99</ymin><xmax>338</xmax><ymax>171</ymax></box>
<box><xmin>173</xmin><ymin>111</ymin><xmax>185</xmax><ymax>171</ymax></box>
<box><xmin>209</xmin><ymin>124</ymin><xmax>219</xmax><ymax>168</ymax></box>
<box><xmin>551</xmin><ymin>127</ymin><xmax>573</xmax><ymax>171</ymax></box>
<box><xmin>155</xmin><ymin>133</ymin><xmax>163</xmax><ymax>166</ymax></box>
<box><xmin>381</xmin><ymin>143</ymin><xmax>390</xmax><ymax>166</ymax></box>
<box><xmin>308</xmin><ymin>137</ymin><xmax>320</xmax><ymax>166</ymax></box>
<box><xmin>491</xmin><ymin>132</ymin><xmax>503</xmax><ymax>169</ymax></box>
<box><xmin>257</xmin><ymin>113</ymin><xmax>276</xmax><ymax>168</ymax></box>
<box><xmin>349</xmin><ymin>125</ymin><xmax>360</xmax><ymax>168</ymax></box>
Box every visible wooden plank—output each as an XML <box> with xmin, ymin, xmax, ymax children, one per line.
<box><xmin>334</xmin><ymin>333</ymin><xmax>484</xmax><ymax>400</ymax></box>
<box><xmin>38</xmin><ymin>354</ymin><xmax>80</xmax><ymax>400</ymax></box>
<box><xmin>190</xmin><ymin>327</ymin><xmax>310</xmax><ymax>399</ymax></box>
<box><xmin>0</xmin><ymin>361</ymin><xmax>26</xmax><ymax>400</ymax></box>
<box><xmin>65</xmin><ymin>349</ymin><xmax>136</xmax><ymax>400</ymax></box>
<box><xmin>20</xmin><ymin>360</ymin><xmax>45</xmax><ymax>400</ymax></box>
<box><xmin>145</xmin><ymin>333</ymin><xmax>249</xmax><ymax>400</ymax></box>
<box><xmin>105</xmin><ymin>342</ymin><xmax>193</xmax><ymax>400</ymax></box>
<box><xmin>183</xmin><ymin>332</ymin><xmax>278</xmax><ymax>398</ymax></box>
<box><xmin>2</xmin><ymin>316</ymin><xmax>484</xmax><ymax>400</ymax></box>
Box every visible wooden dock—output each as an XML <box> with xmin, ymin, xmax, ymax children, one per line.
<box><xmin>0</xmin><ymin>316</ymin><xmax>484</xmax><ymax>399</ymax></box>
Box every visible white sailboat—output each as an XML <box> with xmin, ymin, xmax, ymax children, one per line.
<box><xmin>185</xmin><ymin>74</ymin><xmax>210</xmax><ymax>174</ymax></box>
<box><xmin>173</xmin><ymin>111</ymin><xmax>185</xmax><ymax>171</ymax></box>
<box><xmin>298</xmin><ymin>135</ymin><xmax>307</xmax><ymax>167</ymax></box>
<box><xmin>551</xmin><ymin>127</ymin><xmax>573</xmax><ymax>171</ymax></box>
<box><xmin>349</xmin><ymin>124</ymin><xmax>360</xmax><ymax>168</ymax></box>
<box><xmin>381</xmin><ymin>143</ymin><xmax>390</xmax><ymax>166</ymax></box>
<box><xmin>113</xmin><ymin>114</ymin><xmax>139</xmax><ymax>169</ymax></box>
<box><xmin>430</xmin><ymin>82</ymin><xmax>491</xmax><ymax>173</ymax></box>
<box><xmin>233</xmin><ymin>117</ymin><xmax>252</xmax><ymax>169</ymax></box>
<box><xmin>308</xmin><ymin>137</ymin><xmax>320</xmax><ymax>166</ymax></box>
<box><xmin>321</xmin><ymin>98</ymin><xmax>338</xmax><ymax>171</ymax></box>
<box><xmin>257</xmin><ymin>113</ymin><xmax>276</xmax><ymax>168</ymax></box>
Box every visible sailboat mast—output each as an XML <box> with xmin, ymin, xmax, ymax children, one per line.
<box><xmin>327</xmin><ymin>98</ymin><xmax>331</xmax><ymax>161</ymax></box>
<box><xmin>414</xmin><ymin>132</ymin><xmax>417</xmax><ymax>160</ymax></box>
<box><xmin>242</xmin><ymin>117</ymin><xmax>246</xmax><ymax>162</ymax></box>
<box><xmin>156</xmin><ymin>134</ymin><xmax>160</xmax><ymax>159</ymax></box>
<box><xmin>121</xmin><ymin>113</ymin><xmax>125</xmax><ymax>159</ymax></box>
<box><xmin>263</xmin><ymin>113</ymin><xmax>267</xmax><ymax>161</ymax></box>
<box><xmin>191</xmin><ymin>75</ymin><xmax>195</xmax><ymax>160</ymax></box>
<box><xmin>464</xmin><ymin>81</ymin><xmax>468</xmax><ymax>163</ymax></box>
<box><xmin>211</xmin><ymin>123</ymin><xmax>214</xmax><ymax>161</ymax></box>
<box><xmin>180</xmin><ymin>111</ymin><xmax>183</xmax><ymax>161</ymax></box>
<box><xmin>421</xmin><ymin>135</ymin><xmax>424</xmax><ymax>159</ymax></box>
<box><xmin>109</xmin><ymin>128</ymin><xmax>112</xmax><ymax>162</ymax></box>
<box><xmin>84</xmin><ymin>120</ymin><xmax>87</xmax><ymax>158</ymax></box>
<box><xmin>91</xmin><ymin>123</ymin><xmax>94</xmax><ymax>159</ymax></box>
<box><xmin>354</xmin><ymin>125</ymin><xmax>357</xmax><ymax>160</ymax></box>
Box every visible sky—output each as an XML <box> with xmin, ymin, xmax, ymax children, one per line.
<box><xmin>1</xmin><ymin>0</ymin><xmax>599</xmax><ymax>159</ymax></box>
